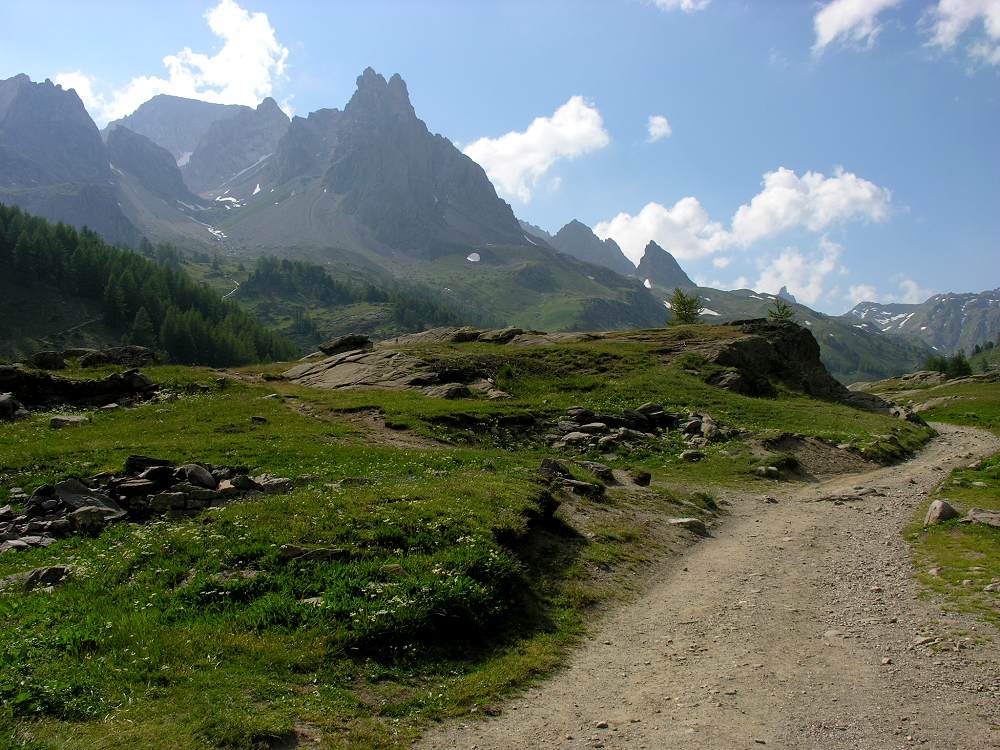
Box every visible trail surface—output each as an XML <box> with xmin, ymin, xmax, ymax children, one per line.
<box><xmin>418</xmin><ymin>424</ymin><xmax>1000</xmax><ymax>749</ymax></box>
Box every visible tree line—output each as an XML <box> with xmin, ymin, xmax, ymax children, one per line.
<box><xmin>0</xmin><ymin>203</ymin><xmax>297</xmax><ymax>365</ymax></box>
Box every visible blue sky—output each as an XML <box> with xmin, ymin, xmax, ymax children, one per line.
<box><xmin>1</xmin><ymin>0</ymin><xmax>997</xmax><ymax>312</ymax></box>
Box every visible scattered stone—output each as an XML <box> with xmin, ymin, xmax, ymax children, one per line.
<box><xmin>628</xmin><ymin>469</ymin><xmax>652</xmax><ymax>487</ymax></box>
<box><xmin>561</xmin><ymin>479</ymin><xmax>604</xmax><ymax>499</ymax></box>
<box><xmin>69</xmin><ymin>505</ymin><xmax>125</xmax><ymax>533</ymax></box>
<box><xmin>0</xmin><ymin>565</ymin><xmax>70</xmax><ymax>592</ymax></box>
<box><xmin>924</xmin><ymin>499</ymin><xmax>959</xmax><ymax>526</ymax></box>
<box><xmin>177</xmin><ymin>463</ymin><xmax>217</xmax><ymax>490</ymax></box>
<box><xmin>255</xmin><ymin>476</ymin><xmax>293</xmax><ymax>494</ymax></box>
<box><xmin>679</xmin><ymin>450</ymin><xmax>704</xmax><ymax>462</ymax></box>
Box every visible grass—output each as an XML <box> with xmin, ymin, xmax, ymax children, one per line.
<box><xmin>867</xmin><ymin>375</ymin><xmax>1000</xmax><ymax>630</ymax></box>
<box><xmin>0</xmin><ymin>329</ymin><xmax>933</xmax><ymax>748</ymax></box>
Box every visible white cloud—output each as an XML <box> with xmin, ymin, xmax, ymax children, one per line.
<box><xmin>646</xmin><ymin>114</ymin><xmax>672</xmax><ymax>142</ymax></box>
<box><xmin>813</xmin><ymin>0</ymin><xmax>903</xmax><ymax>54</ymax></box>
<box><xmin>845</xmin><ymin>277</ymin><xmax>934</xmax><ymax>305</ymax></box>
<box><xmin>712</xmin><ymin>256</ymin><xmax>732</xmax><ymax>269</ymax></box>
<box><xmin>926</xmin><ymin>0</ymin><xmax>1000</xmax><ymax>65</ymax></box>
<box><xmin>730</xmin><ymin>166</ymin><xmax>891</xmax><ymax>247</ymax></box>
<box><xmin>464</xmin><ymin>96</ymin><xmax>610</xmax><ymax>203</ymax></box>
<box><xmin>594</xmin><ymin>196</ymin><xmax>732</xmax><ymax>264</ymax></box>
<box><xmin>56</xmin><ymin>0</ymin><xmax>288</xmax><ymax>125</ymax></box>
<box><xmin>594</xmin><ymin>166</ymin><xmax>891</xmax><ymax>263</ymax></box>
<box><xmin>653</xmin><ymin>0</ymin><xmax>711</xmax><ymax>11</ymax></box>
<box><xmin>755</xmin><ymin>238</ymin><xmax>843</xmax><ymax>306</ymax></box>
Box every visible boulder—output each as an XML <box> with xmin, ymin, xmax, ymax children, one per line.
<box><xmin>538</xmin><ymin>458</ymin><xmax>572</xmax><ymax>481</ymax></box>
<box><xmin>54</xmin><ymin>478</ymin><xmax>122</xmax><ymax>513</ymax></box>
<box><xmin>560</xmin><ymin>479</ymin><xmax>604</xmax><ymax>498</ymax></box>
<box><xmin>126</xmin><ymin>455</ymin><xmax>175</xmax><ymax>474</ymax></box>
<box><xmin>318</xmin><ymin>334</ymin><xmax>373</xmax><ymax>356</ymax></box>
<box><xmin>924</xmin><ymin>499</ymin><xmax>960</xmax><ymax>526</ymax></box>
<box><xmin>28</xmin><ymin>351</ymin><xmax>65</xmax><ymax>370</ymax></box>
<box><xmin>115</xmin><ymin>478</ymin><xmax>159</xmax><ymax>497</ymax></box>
<box><xmin>150</xmin><ymin>492</ymin><xmax>188</xmax><ymax>512</ymax></box>
<box><xmin>0</xmin><ymin>392</ymin><xmax>29</xmax><ymax>421</ymax></box>
<box><xmin>628</xmin><ymin>469</ymin><xmax>652</xmax><ymax>487</ymax></box>
<box><xmin>77</xmin><ymin>346</ymin><xmax>155</xmax><ymax>368</ymax></box>
<box><xmin>578</xmin><ymin>422</ymin><xmax>608</xmax><ymax>434</ymax></box>
<box><xmin>425</xmin><ymin>383</ymin><xmax>472</xmax><ymax>399</ymax></box>
<box><xmin>679</xmin><ymin>449</ymin><xmax>704</xmax><ymax>462</ymax></box>
<box><xmin>561</xmin><ymin>431</ymin><xmax>592</xmax><ymax>445</ymax></box>
<box><xmin>636</xmin><ymin>402</ymin><xmax>664</xmax><ymax>416</ymax></box>
<box><xmin>0</xmin><ymin>565</ymin><xmax>70</xmax><ymax>591</ymax></box>
<box><xmin>573</xmin><ymin>460</ymin><xmax>615</xmax><ymax>483</ymax></box>
<box><xmin>177</xmin><ymin>463</ymin><xmax>217</xmax><ymax>490</ymax></box>
<box><xmin>255</xmin><ymin>476</ymin><xmax>294</xmax><ymax>494</ymax></box>
<box><xmin>477</xmin><ymin>327</ymin><xmax>524</xmax><ymax>344</ymax></box>
<box><xmin>70</xmin><ymin>505</ymin><xmax>125</xmax><ymax>533</ymax></box>
<box><xmin>962</xmin><ymin>508</ymin><xmax>1000</xmax><ymax>529</ymax></box>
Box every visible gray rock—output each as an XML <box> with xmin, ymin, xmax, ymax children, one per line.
<box><xmin>116</xmin><ymin>478</ymin><xmax>158</xmax><ymax>496</ymax></box>
<box><xmin>561</xmin><ymin>431</ymin><xmax>592</xmax><ymax>445</ymax></box>
<box><xmin>679</xmin><ymin>449</ymin><xmax>704</xmax><ymax>462</ymax></box>
<box><xmin>0</xmin><ymin>392</ymin><xmax>29</xmax><ymax>421</ymax></box>
<box><xmin>560</xmin><ymin>479</ymin><xmax>604</xmax><ymax>498</ymax></box>
<box><xmin>0</xmin><ymin>564</ymin><xmax>70</xmax><ymax>591</ymax></box>
<box><xmin>0</xmin><ymin>539</ymin><xmax>30</xmax><ymax>553</ymax></box>
<box><xmin>962</xmin><ymin>507</ymin><xmax>1000</xmax><ymax>528</ymax></box>
<box><xmin>755</xmin><ymin>466</ymin><xmax>780</xmax><ymax>479</ymax></box>
<box><xmin>29</xmin><ymin>350</ymin><xmax>66</xmax><ymax>370</ymax></box>
<box><xmin>255</xmin><ymin>476</ymin><xmax>294</xmax><ymax>494</ymax></box>
<box><xmin>578</xmin><ymin>422</ymin><xmax>608</xmax><ymax>434</ymax></box>
<box><xmin>628</xmin><ymin>469</ymin><xmax>652</xmax><ymax>487</ymax></box>
<box><xmin>69</xmin><ymin>505</ymin><xmax>125</xmax><ymax>533</ymax></box>
<box><xmin>0</xmin><ymin>505</ymin><xmax>13</xmax><ymax>522</ymax></box>
<box><xmin>125</xmin><ymin>455</ymin><xmax>175</xmax><ymax>474</ymax></box>
<box><xmin>425</xmin><ymin>383</ymin><xmax>472</xmax><ymax>399</ymax></box>
<box><xmin>150</xmin><ymin>492</ymin><xmax>188</xmax><ymax>512</ymax></box>
<box><xmin>178</xmin><ymin>463</ymin><xmax>217</xmax><ymax>489</ymax></box>
<box><xmin>318</xmin><ymin>334</ymin><xmax>373</xmax><ymax>356</ymax></box>
<box><xmin>54</xmin><ymin>479</ymin><xmax>122</xmax><ymax>513</ymax></box>
<box><xmin>924</xmin><ymin>499</ymin><xmax>960</xmax><ymax>526</ymax></box>
<box><xmin>636</xmin><ymin>402</ymin><xmax>664</xmax><ymax>416</ymax></box>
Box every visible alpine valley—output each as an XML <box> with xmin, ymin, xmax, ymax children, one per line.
<box><xmin>0</xmin><ymin>67</ymin><xmax>992</xmax><ymax>382</ymax></box>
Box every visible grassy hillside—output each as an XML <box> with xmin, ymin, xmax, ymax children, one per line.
<box><xmin>0</xmin><ymin>326</ymin><xmax>931</xmax><ymax>748</ymax></box>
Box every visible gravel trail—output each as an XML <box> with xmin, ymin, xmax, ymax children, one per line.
<box><xmin>417</xmin><ymin>423</ymin><xmax>1000</xmax><ymax>750</ymax></box>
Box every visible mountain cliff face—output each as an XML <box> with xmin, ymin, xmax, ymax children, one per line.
<box><xmin>104</xmin><ymin>95</ymin><xmax>248</xmax><ymax>163</ymax></box>
<box><xmin>181</xmin><ymin>97</ymin><xmax>289</xmax><ymax>195</ymax></box>
<box><xmin>551</xmin><ymin>220</ymin><xmax>635</xmax><ymax>276</ymax></box>
<box><xmin>215</xmin><ymin>68</ymin><xmax>526</xmax><ymax>256</ymax></box>
<box><xmin>845</xmin><ymin>289</ymin><xmax>1000</xmax><ymax>354</ymax></box>
<box><xmin>636</xmin><ymin>241</ymin><xmax>695</xmax><ymax>290</ymax></box>
<box><xmin>0</xmin><ymin>74</ymin><xmax>138</xmax><ymax>245</ymax></box>
<box><xmin>107</xmin><ymin>126</ymin><xmax>201</xmax><ymax>205</ymax></box>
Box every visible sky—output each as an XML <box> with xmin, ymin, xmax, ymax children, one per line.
<box><xmin>1</xmin><ymin>0</ymin><xmax>998</xmax><ymax>313</ymax></box>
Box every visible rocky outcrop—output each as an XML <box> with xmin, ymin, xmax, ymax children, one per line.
<box><xmin>0</xmin><ymin>365</ymin><xmax>156</xmax><ymax>408</ymax></box>
<box><xmin>636</xmin><ymin>241</ymin><xmax>695</xmax><ymax>290</ymax></box>
<box><xmin>707</xmin><ymin>320</ymin><xmax>892</xmax><ymax>413</ymax></box>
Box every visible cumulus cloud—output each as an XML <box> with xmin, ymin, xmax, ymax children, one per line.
<box><xmin>653</xmin><ymin>0</ymin><xmax>711</xmax><ymax>11</ymax></box>
<box><xmin>55</xmin><ymin>0</ymin><xmax>288</xmax><ymax>125</ymax></box>
<box><xmin>463</xmin><ymin>96</ymin><xmax>610</xmax><ymax>203</ymax></box>
<box><xmin>926</xmin><ymin>0</ymin><xmax>1000</xmax><ymax>65</ymax></box>
<box><xmin>594</xmin><ymin>196</ymin><xmax>732</xmax><ymax>265</ymax></box>
<box><xmin>813</xmin><ymin>0</ymin><xmax>903</xmax><ymax>54</ymax></box>
<box><xmin>730</xmin><ymin>166</ymin><xmax>891</xmax><ymax>247</ymax></box>
<box><xmin>755</xmin><ymin>238</ymin><xmax>844</xmax><ymax>306</ymax></box>
<box><xmin>845</xmin><ymin>277</ymin><xmax>934</xmax><ymax>305</ymax></box>
<box><xmin>646</xmin><ymin>114</ymin><xmax>672</xmax><ymax>142</ymax></box>
<box><xmin>594</xmin><ymin>166</ymin><xmax>890</xmax><ymax>263</ymax></box>
<box><xmin>712</xmin><ymin>256</ymin><xmax>732</xmax><ymax>269</ymax></box>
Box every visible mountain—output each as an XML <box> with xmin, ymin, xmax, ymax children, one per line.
<box><xmin>845</xmin><ymin>289</ymin><xmax>1000</xmax><ymax>354</ymax></box>
<box><xmin>213</xmin><ymin>67</ymin><xmax>527</xmax><ymax>256</ymax></box>
<box><xmin>104</xmin><ymin>95</ymin><xmax>249</xmax><ymax>164</ymax></box>
<box><xmin>636</xmin><ymin>241</ymin><xmax>695</xmax><ymax>290</ymax></box>
<box><xmin>0</xmin><ymin>74</ymin><xmax>138</xmax><ymax>245</ymax></box>
<box><xmin>550</xmin><ymin>219</ymin><xmax>635</xmax><ymax>276</ymax></box>
<box><xmin>518</xmin><ymin>218</ymin><xmax>554</xmax><ymax>244</ymax></box>
<box><xmin>107</xmin><ymin>126</ymin><xmax>202</xmax><ymax>206</ymax></box>
<box><xmin>777</xmin><ymin>286</ymin><xmax>797</xmax><ymax>303</ymax></box>
<box><xmin>180</xmin><ymin>97</ymin><xmax>290</xmax><ymax>195</ymax></box>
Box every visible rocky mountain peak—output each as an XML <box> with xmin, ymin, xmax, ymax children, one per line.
<box><xmin>637</xmin><ymin>241</ymin><xmax>695</xmax><ymax>290</ymax></box>
<box><xmin>346</xmin><ymin>67</ymin><xmax>416</xmax><ymax>120</ymax></box>
<box><xmin>551</xmin><ymin>220</ymin><xmax>635</xmax><ymax>276</ymax></box>
<box><xmin>257</xmin><ymin>97</ymin><xmax>283</xmax><ymax>115</ymax></box>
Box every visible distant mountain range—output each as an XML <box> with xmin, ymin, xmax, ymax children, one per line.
<box><xmin>1</xmin><ymin>68</ymin><xmax>995</xmax><ymax>382</ymax></box>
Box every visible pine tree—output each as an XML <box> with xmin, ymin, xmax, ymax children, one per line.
<box><xmin>669</xmin><ymin>288</ymin><xmax>703</xmax><ymax>325</ymax></box>
<box><xmin>768</xmin><ymin>298</ymin><xmax>795</xmax><ymax>322</ymax></box>
<box><xmin>129</xmin><ymin>307</ymin><xmax>157</xmax><ymax>348</ymax></box>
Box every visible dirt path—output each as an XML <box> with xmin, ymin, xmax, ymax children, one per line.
<box><xmin>417</xmin><ymin>424</ymin><xmax>1000</xmax><ymax>750</ymax></box>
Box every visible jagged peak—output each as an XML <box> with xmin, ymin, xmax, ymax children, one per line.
<box><xmin>346</xmin><ymin>67</ymin><xmax>415</xmax><ymax>119</ymax></box>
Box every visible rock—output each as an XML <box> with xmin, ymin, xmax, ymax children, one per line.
<box><xmin>0</xmin><ymin>392</ymin><xmax>29</xmax><ymax>421</ymax></box>
<box><xmin>115</xmin><ymin>478</ymin><xmax>158</xmax><ymax>496</ymax></box>
<box><xmin>125</xmin><ymin>455</ymin><xmax>175</xmax><ymax>474</ymax></box>
<box><xmin>578</xmin><ymin>422</ymin><xmax>609</xmax><ymax>434</ymax></box>
<box><xmin>299</xmin><ymin>596</ymin><xmax>325</xmax><ymax>607</ymax></box>
<box><xmin>0</xmin><ymin>505</ymin><xmax>13</xmax><ymax>522</ymax></box>
<box><xmin>924</xmin><ymin>499</ymin><xmax>960</xmax><ymax>526</ymax></box>
<box><xmin>138</xmin><ymin>465</ymin><xmax>177</xmax><ymax>485</ymax></box>
<box><xmin>561</xmin><ymin>431</ymin><xmax>592</xmax><ymax>445</ymax></box>
<box><xmin>255</xmin><ymin>476</ymin><xmax>293</xmax><ymax>494</ymax></box>
<box><xmin>318</xmin><ymin>334</ymin><xmax>373</xmax><ymax>356</ymax></box>
<box><xmin>596</xmin><ymin>435</ymin><xmax>621</xmax><ymax>450</ymax></box>
<box><xmin>477</xmin><ymin>326</ymin><xmax>524</xmax><ymax>344</ymax></box>
<box><xmin>566</xmin><ymin>407</ymin><xmax>597</xmax><ymax>424</ymax></box>
<box><xmin>278</xmin><ymin>545</ymin><xmax>347</xmax><ymax>562</ymax></box>
<box><xmin>0</xmin><ymin>365</ymin><xmax>156</xmax><ymax>410</ymax></box>
<box><xmin>670</xmin><ymin>517</ymin><xmax>708</xmax><ymax>535</ymax></box>
<box><xmin>54</xmin><ymin>478</ymin><xmax>122</xmax><ymax>513</ymax></box>
<box><xmin>424</xmin><ymin>383</ymin><xmax>472</xmax><ymax>399</ymax></box>
<box><xmin>0</xmin><ymin>539</ymin><xmax>31</xmax><ymax>553</ymax></box>
<box><xmin>679</xmin><ymin>449</ymin><xmax>704</xmax><ymax>462</ymax></box>
<box><xmin>230</xmin><ymin>474</ymin><xmax>263</xmax><ymax>492</ymax></box>
<box><xmin>150</xmin><ymin>492</ymin><xmax>188</xmax><ymax>512</ymax></box>
<box><xmin>250</xmin><ymin>415</ymin><xmax>268</xmax><ymax>424</ymax></box>
<box><xmin>628</xmin><ymin>469</ymin><xmax>652</xmax><ymax>486</ymax></box>
<box><xmin>100</xmin><ymin>403</ymin><xmax>120</xmax><ymax>411</ymax></box>
<box><xmin>962</xmin><ymin>508</ymin><xmax>1000</xmax><ymax>528</ymax></box>
<box><xmin>70</xmin><ymin>505</ymin><xmax>125</xmax><ymax>533</ymax></box>
<box><xmin>0</xmin><ymin>565</ymin><xmax>70</xmax><ymax>591</ymax></box>
<box><xmin>538</xmin><ymin>458</ymin><xmax>572</xmax><ymax>481</ymax></box>
<box><xmin>49</xmin><ymin>414</ymin><xmax>89</xmax><ymax>428</ymax></box>
<box><xmin>560</xmin><ymin>479</ymin><xmax>604</xmax><ymax>498</ymax></box>
<box><xmin>380</xmin><ymin>563</ymin><xmax>405</xmax><ymax>577</ymax></box>
<box><xmin>177</xmin><ymin>463</ymin><xmax>217</xmax><ymax>490</ymax></box>
<box><xmin>755</xmin><ymin>466</ymin><xmax>780</xmax><ymax>479</ymax></box>
<box><xmin>682</xmin><ymin>419</ymin><xmax>703</xmax><ymax>435</ymax></box>
<box><xmin>28</xmin><ymin>351</ymin><xmax>65</xmax><ymax>370</ymax></box>
<box><xmin>636</xmin><ymin>402</ymin><xmax>664</xmax><ymax>416</ymax></box>
<box><xmin>573</xmin><ymin>460</ymin><xmax>615</xmax><ymax>483</ymax></box>
<box><xmin>77</xmin><ymin>346</ymin><xmax>155</xmax><ymax>368</ymax></box>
